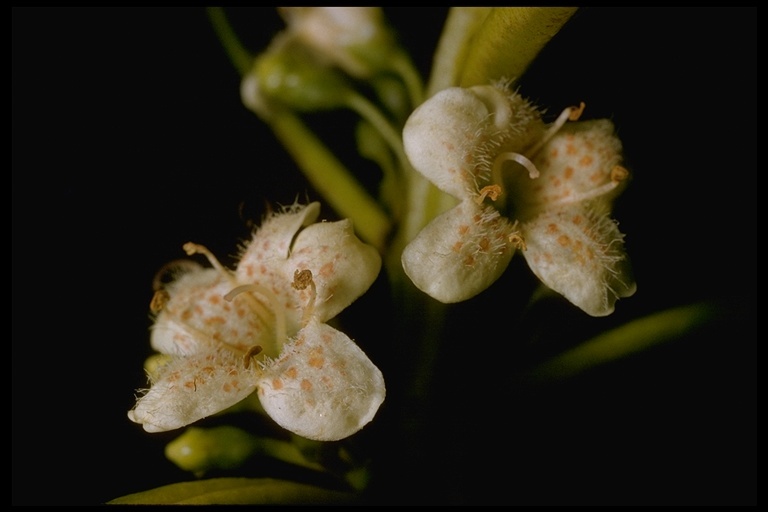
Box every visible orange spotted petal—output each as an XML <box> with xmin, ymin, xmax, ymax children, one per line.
<box><xmin>284</xmin><ymin>218</ymin><xmax>382</xmax><ymax>322</ymax></box>
<box><xmin>256</xmin><ymin>319</ymin><xmax>385</xmax><ymax>441</ymax></box>
<box><xmin>402</xmin><ymin>200</ymin><xmax>516</xmax><ymax>303</ymax></box>
<box><xmin>128</xmin><ymin>348</ymin><xmax>259</xmax><ymax>433</ymax></box>
<box><xmin>521</xmin><ymin>205</ymin><xmax>636</xmax><ymax>317</ymax></box>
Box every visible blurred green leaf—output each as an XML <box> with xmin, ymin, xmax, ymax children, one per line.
<box><xmin>107</xmin><ymin>477</ymin><xmax>356</xmax><ymax>505</ymax></box>
<box><xmin>529</xmin><ymin>302</ymin><xmax>718</xmax><ymax>381</ymax></box>
<box><xmin>458</xmin><ymin>7</ymin><xmax>577</xmax><ymax>87</ymax></box>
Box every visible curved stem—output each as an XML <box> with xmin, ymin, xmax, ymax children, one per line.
<box><xmin>208</xmin><ymin>7</ymin><xmax>392</xmax><ymax>251</ymax></box>
<box><xmin>345</xmin><ymin>93</ymin><xmax>412</xmax><ymax>174</ymax></box>
<box><xmin>389</xmin><ymin>52</ymin><xmax>425</xmax><ymax>108</ymax></box>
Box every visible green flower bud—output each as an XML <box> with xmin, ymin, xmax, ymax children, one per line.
<box><xmin>251</xmin><ymin>39</ymin><xmax>354</xmax><ymax>112</ymax></box>
<box><xmin>165</xmin><ymin>426</ymin><xmax>258</xmax><ymax>476</ymax></box>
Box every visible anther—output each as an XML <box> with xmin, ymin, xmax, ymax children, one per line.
<box><xmin>150</xmin><ymin>289</ymin><xmax>170</xmax><ymax>314</ymax></box>
<box><xmin>243</xmin><ymin>345</ymin><xmax>263</xmax><ymax>369</ymax></box>
<box><xmin>528</xmin><ymin>102</ymin><xmax>587</xmax><ymax>158</ymax></box>
<box><xmin>292</xmin><ymin>269</ymin><xmax>317</xmax><ymax>325</ymax></box>
<box><xmin>509</xmin><ymin>233</ymin><xmax>527</xmax><ymax>251</ymax></box>
<box><xmin>508</xmin><ymin>221</ymin><xmax>527</xmax><ymax>251</ymax></box>
<box><xmin>568</xmin><ymin>102</ymin><xmax>586</xmax><ymax>121</ymax></box>
<box><xmin>476</xmin><ymin>184</ymin><xmax>502</xmax><ymax>204</ymax></box>
<box><xmin>611</xmin><ymin>165</ymin><xmax>629</xmax><ymax>182</ymax></box>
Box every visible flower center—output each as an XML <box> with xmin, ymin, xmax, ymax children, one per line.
<box><xmin>479</xmin><ymin>102</ymin><xmax>587</xmax><ymax>208</ymax></box>
<box><xmin>181</xmin><ymin>242</ymin><xmax>287</xmax><ymax>364</ymax></box>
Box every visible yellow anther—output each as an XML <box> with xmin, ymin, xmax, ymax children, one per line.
<box><xmin>476</xmin><ymin>184</ymin><xmax>502</xmax><ymax>204</ymax></box>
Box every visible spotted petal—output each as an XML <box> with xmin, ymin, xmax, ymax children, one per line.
<box><xmin>256</xmin><ymin>319</ymin><xmax>385</xmax><ymax>441</ymax></box>
<box><xmin>402</xmin><ymin>200</ymin><xmax>516</xmax><ymax>303</ymax></box>
<box><xmin>128</xmin><ymin>348</ymin><xmax>259</xmax><ymax>433</ymax></box>
<box><xmin>285</xmin><ymin>218</ymin><xmax>382</xmax><ymax>322</ymax></box>
<box><xmin>403</xmin><ymin>87</ymin><xmax>491</xmax><ymax>199</ymax></box>
<box><xmin>521</xmin><ymin>205</ymin><xmax>636</xmax><ymax>317</ymax></box>
<box><xmin>513</xmin><ymin>119</ymin><xmax>626</xmax><ymax>212</ymax></box>
<box><xmin>151</xmin><ymin>269</ymin><xmax>274</xmax><ymax>357</ymax></box>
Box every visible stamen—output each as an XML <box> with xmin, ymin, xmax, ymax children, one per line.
<box><xmin>527</xmin><ymin>102</ymin><xmax>586</xmax><ymax>158</ymax></box>
<box><xmin>569</xmin><ymin>101</ymin><xmax>586</xmax><ymax>121</ymax></box>
<box><xmin>183</xmin><ymin>242</ymin><xmax>230</xmax><ymax>276</ymax></box>
<box><xmin>292</xmin><ymin>269</ymin><xmax>317</xmax><ymax>325</ymax></box>
<box><xmin>475</xmin><ymin>184</ymin><xmax>502</xmax><ymax>204</ymax></box>
<box><xmin>183</xmin><ymin>242</ymin><xmax>273</xmax><ymax>333</ymax></box>
<box><xmin>242</xmin><ymin>345</ymin><xmax>263</xmax><ymax>369</ymax></box>
<box><xmin>509</xmin><ymin>232</ymin><xmax>527</xmax><ymax>251</ymax></box>
<box><xmin>550</xmin><ymin>165</ymin><xmax>631</xmax><ymax>207</ymax></box>
<box><xmin>611</xmin><ymin>165</ymin><xmax>630</xmax><ymax>182</ymax></box>
<box><xmin>149</xmin><ymin>289</ymin><xmax>170</xmax><ymax>314</ymax></box>
<box><xmin>225</xmin><ymin>283</ymin><xmax>288</xmax><ymax>355</ymax></box>
<box><xmin>508</xmin><ymin>220</ymin><xmax>527</xmax><ymax>251</ymax></box>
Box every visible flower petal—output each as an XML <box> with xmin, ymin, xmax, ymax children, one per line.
<box><xmin>256</xmin><ymin>319</ymin><xmax>385</xmax><ymax>441</ymax></box>
<box><xmin>402</xmin><ymin>200</ymin><xmax>515</xmax><ymax>303</ymax></box>
<box><xmin>403</xmin><ymin>87</ymin><xmax>490</xmax><ymax>199</ymax></box>
<box><xmin>286</xmin><ymin>218</ymin><xmax>382</xmax><ymax>322</ymax></box>
<box><xmin>128</xmin><ymin>348</ymin><xmax>259</xmax><ymax>433</ymax></box>
<box><xmin>514</xmin><ymin>119</ymin><xmax>626</xmax><ymax>212</ymax></box>
<box><xmin>237</xmin><ymin>202</ymin><xmax>321</xmax><ymax>268</ymax></box>
<box><xmin>235</xmin><ymin>202</ymin><xmax>322</xmax><ymax>329</ymax></box>
<box><xmin>151</xmin><ymin>269</ymin><xmax>274</xmax><ymax>357</ymax></box>
<box><xmin>521</xmin><ymin>205</ymin><xmax>636</xmax><ymax>317</ymax></box>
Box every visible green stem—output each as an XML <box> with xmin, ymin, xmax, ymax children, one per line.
<box><xmin>206</xmin><ymin>7</ymin><xmax>253</xmax><ymax>77</ymax></box>
<box><xmin>389</xmin><ymin>51</ymin><xmax>425</xmax><ymax>107</ymax></box>
<box><xmin>264</xmin><ymin>109</ymin><xmax>392</xmax><ymax>251</ymax></box>
<box><xmin>345</xmin><ymin>93</ymin><xmax>412</xmax><ymax>174</ymax></box>
<box><xmin>208</xmin><ymin>6</ymin><xmax>392</xmax><ymax>251</ymax></box>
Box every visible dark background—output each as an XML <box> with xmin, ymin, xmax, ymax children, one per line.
<box><xmin>13</xmin><ymin>7</ymin><xmax>755</xmax><ymax>505</ymax></box>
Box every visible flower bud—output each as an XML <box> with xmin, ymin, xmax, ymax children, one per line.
<box><xmin>279</xmin><ymin>7</ymin><xmax>397</xmax><ymax>79</ymax></box>
<box><xmin>248</xmin><ymin>38</ymin><xmax>354</xmax><ymax>112</ymax></box>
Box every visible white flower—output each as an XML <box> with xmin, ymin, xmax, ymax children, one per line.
<box><xmin>401</xmin><ymin>84</ymin><xmax>636</xmax><ymax>316</ymax></box>
<box><xmin>128</xmin><ymin>202</ymin><xmax>385</xmax><ymax>441</ymax></box>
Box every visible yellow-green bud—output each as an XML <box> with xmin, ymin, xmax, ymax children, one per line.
<box><xmin>253</xmin><ymin>42</ymin><xmax>353</xmax><ymax>112</ymax></box>
<box><xmin>165</xmin><ymin>426</ymin><xmax>258</xmax><ymax>476</ymax></box>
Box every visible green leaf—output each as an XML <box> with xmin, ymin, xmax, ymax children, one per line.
<box><xmin>426</xmin><ymin>7</ymin><xmax>492</xmax><ymax>97</ymax></box>
<box><xmin>528</xmin><ymin>302</ymin><xmax>719</xmax><ymax>381</ymax></box>
<box><xmin>107</xmin><ymin>477</ymin><xmax>356</xmax><ymax>505</ymax></box>
<box><xmin>458</xmin><ymin>7</ymin><xmax>578</xmax><ymax>87</ymax></box>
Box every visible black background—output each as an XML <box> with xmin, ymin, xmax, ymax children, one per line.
<box><xmin>13</xmin><ymin>7</ymin><xmax>755</xmax><ymax>505</ymax></box>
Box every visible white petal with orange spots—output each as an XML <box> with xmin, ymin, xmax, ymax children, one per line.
<box><xmin>513</xmin><ymin>119</ymin><xmax>625</xmax><ymax>212</ymax></box>
<box><xmin>151</xmin><ymin>269</ymin><xmax>274</xmax><ymax>357</ymax></box>
<box><xmin>279</xmin><ymin>218</ymin><xmax>382</xmax><ymax>322</ymax></box>
<box><xmin>129</xmin><ymin>348</ymin><xmax>259</xmax><ymax>433</ymax></box>
<box><xmin>256</xmin><ymin>319</ymin><xmax>385</xmax><ymax>441</ymax></box>
<box><xmin>402</xmin><ymin>200</ymin><xmax>515</xmax><ymax>303</ymax></box>
<box><xmin>404</xmin><ymin>87</ymin><xmax>490</xmax><ymax>199</ymax></box>
<box><xmin>521</xmin><ymin>205</ymin><xmax>636</xmax><ymax>317</ymax></box>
